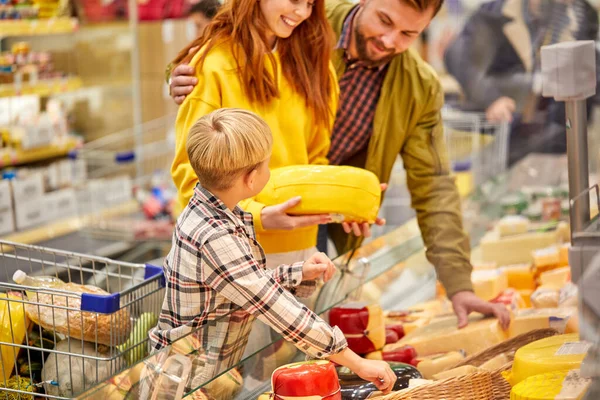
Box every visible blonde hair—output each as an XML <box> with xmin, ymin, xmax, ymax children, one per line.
<box><xmin>186</xmin><ymin>108</ymin><xmax>273</xmax><ymax>191</ymax></box>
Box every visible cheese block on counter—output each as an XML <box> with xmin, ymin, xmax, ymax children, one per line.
<box><xmin>473</xmin><ymin>269</ymin><xmax>508</xmax><ymax>301</ymax></box>
<box><xmin>530</xmin><ymin>287</ymin><xmax>560</xmax><ymax>308</ymax></box>
<box><xmin>501</xmin><ymin>264</ymin><xmax>536</xmax><ymax>291</ymax></box>
<box><xmin>518</xmin><ymin>289</ymin><xmax>534</xmax><ymax>308</ymax></box>
<box><xmin>505</xmin><ymin>334</ymin><xmax>589</xmax><ymax>386</ymax></box>
<box><xmin>480</xmin><ymin>353</ymin><xmax>510</xmax><ymax>371</ymax></box>
<box><xmin>533</xmin><ymin>247</ymin><xmax>561</xmax><ymax>276</ymax></box>
<box><xmin>473</xmin><ymin>262</ymin><xmax>498</xmax><ymax>271</ymax></box>
<box><xmin>559</xmin><ymin>244</ymin><xmax>570</xmax><ymax>267</ymax></box>
<box><xmin>480</xmin><ymin>229</ymin><xmax>560</xmax><ymax>266</ymax></box>
<box><xmin>386</xmin><ymin>315</ymin><xmax>508</xmax><ymax>357</ymax></box>
<box><xmin>508</xmin><ymin>308</ymin><xmax>575</xmax><ymax>338</ymax></box>
<box><xmin>540</xmin><ymin>267</ymin><xmax>571</xmax><ymax>289</ymax></box>
<box><xmin>498</xmin><ymin>216</ymin><xmax>530</xmax><ymax>237</ymax></box>
<box><xmin>413</xmin><ymin>351</ymin><xmax>466</xmax><ymax>379</ymax></box>
<box><xmin>511</xmin><ymin>369</ymin><xmax>591</xmax><ymax>400</ymax></box>
<box><xmin>432</xmin><ymin>365</ymin><xmax>479</xmax><ymax>380</ymax></box>
<box><xmin>492</xmin><ymin>288</ymin><xmax>527</xmax><ymax>311</ymax></box>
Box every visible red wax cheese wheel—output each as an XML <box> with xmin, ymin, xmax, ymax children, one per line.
<box><xmin>272</xmin><ymin>360</ymin><xmax>341</xmax><ymax>399</ymax></box>
<box><xmin>329</xmin><ymin>303</ymin><xmax>385</xmax><ymax>355</ymax></box>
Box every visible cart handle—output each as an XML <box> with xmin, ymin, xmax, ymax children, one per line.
<box><xmin>80</xmin><ymin>264</ymin><xmax>165</xmax><ymax>313</ymax></box>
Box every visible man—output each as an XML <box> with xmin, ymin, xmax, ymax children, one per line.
<box><xmin>168</xmin><ymin>0</ymin><xmax>510</xmax><ymax>329</ymax></box>
<box><xmin>189</xmin><ymin>0</ymin><xmax>221</xmax><ymax>37</ymax></box>
<box><xmin>444</xmin><ymin>0</ymin><xmax>599</xmax><ymax>165</ymax></box>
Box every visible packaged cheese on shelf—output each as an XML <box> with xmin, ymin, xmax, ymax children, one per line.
<box><xmin>539</xmin><ymin>267</ymin><xmax>571</xmax><ymax>289</ymax></box>
<box><xmin>533</xmin><ymin>247</ymin><xmax>560</xmax><ymax>275</ymax></box>
<box><xmin>480</xmin><ymin>229</ymin><xmax>560</xmax><ymax>266</ymax></box>
<box><xmin>386</xmin><ymin>315</ymin><xmax>508</xmax><ymax>357</ymax></box>
<box><xmin>505</xmin><ymin>334</ymin><xmax>590</xmax><ymax>386</ymax></box>
<box><xmin>530</xmin><ymin>287</ymin><xmax>560</xmax><ymax>309</ymax></box>
<box><xmin>501</xmin><ymin>264</ymin><xmax>536</xmax><ymax>291</ymax></box>
<box><xmin>497</xmin><ymin>215</ymin><xmax>530</xmax><ymax>237</ymax></box>
<box><xmin>508</xmin><ymin>308</ymin><xmax>576</xmax><ymax>338</ymax></box>
<box><xmin>510</xmin><ymin>369</ymin><xmax>591</xmax><ymax>400</ymax></box>
<box><xmin>472</xmin><ymin>269</ymin><xmax>508</xmax><ymax>301</ymax></box>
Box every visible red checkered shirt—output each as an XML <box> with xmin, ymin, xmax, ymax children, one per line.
<box><xmin>328</xmin><ymin>6</ymin><xmax>390</xmax><ymax>166</ymax></box>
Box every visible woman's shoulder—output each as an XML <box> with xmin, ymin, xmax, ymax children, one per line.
<box><xmin>190</xmin><ymin>39</ymin><xmax>238</xmax><ymax>73</ymax></box>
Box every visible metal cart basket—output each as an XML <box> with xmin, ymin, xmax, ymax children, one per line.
<box><xmin>0</xmin><ymin>239</ymin><xmax>165</xmax><ymax>399</ymax></box>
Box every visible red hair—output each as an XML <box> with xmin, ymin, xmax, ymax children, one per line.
<box><xmin>172</xmin><ymin>0</ymin><xmax>335</xmax><ymax>128</ymax></box>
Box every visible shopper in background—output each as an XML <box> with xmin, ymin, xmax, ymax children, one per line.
<box><xmin>171</xmin><ymin>0</ymin><xmax>339</xmax><ymax>270</ymax></box>
<box><xmin>188</xmin><ymin>0</ymin><xmax>221</xmax><ymax>37</ymax></box>
<box><xmin>145</xmin><ymin>108</ymin><xmax>396</xmax><ymax>395</ymax></box>
<box><xmin>444</xmin><ymin>0</ymin><xmax>600</xmax><ymax>165</ymax></box>
<box><xmin>170</xmin><ymin>0</ymin><xmax>512</xmax><ymax>330</ymax></box>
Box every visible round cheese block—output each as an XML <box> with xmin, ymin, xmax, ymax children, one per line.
<box><xmin>255</xmin><ymin>165</ymin><xmax>381</xmax><ymax>223</ymax></box>
<box><xmin>508</xmin><ymin>334</ymin><xmax>589</xmax><ymax>386</ymax></box>
<box><xmin>272</xmin><ymin>360</ymin><xmax>341</xmax><ymax>399</ymax></box>
<box><xmin>510</xmin><ymin>369</ymin><xmax>591</xmax><ymax>400</ymax></box>
<box><xmin>329</xmin><ymin>303</ymin><xmax>385</xmax><ymax>355</ymax></box>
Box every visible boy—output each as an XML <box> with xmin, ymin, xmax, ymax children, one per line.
<box><xmin>147</xmin><ymin>108</ymin><xmax>395</xmax><ymax>394</ymax></box>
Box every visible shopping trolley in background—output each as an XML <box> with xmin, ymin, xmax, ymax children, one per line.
<box><xmin>69</xmin><ymin>115</ymin><xmax>178</xmax><ymax>242</ymax></box>
<box><xmin>441</xmin><ymin>107</ymin><xmax>510</xmax><ymax>187</ymax></box>
<box><xmin>0</xmin><ymin>239</ymin><xmax>165</xmax><ymax>399</ymax></box>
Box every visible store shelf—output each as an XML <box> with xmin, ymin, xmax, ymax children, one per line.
<box><xmin>0</xmin><ymin>136</ymin><xmax>81</xmax><ymax>168</ymax></box>
<box><xmin>0</xmin><ymin>199</ymin><xmax>140</xmax><ymax>245</ymax></box>
<box><xmin>0</xmin><ymin>76</ymin><xmax>83</xmax><ymax>98</ymax></box>
<box><xmin>0</xmin><ymin>18</ymin><xmax>78</xmax><ymax>38</ymax></box>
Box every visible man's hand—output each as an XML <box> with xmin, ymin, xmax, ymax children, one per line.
<box><xmin>302</xmin><ymin>252</ymin><xmax>336</xmax><ymax>282</ymax></box>
<box><xmin>342</xmin><ymin>184</ymin><xmax>387</xmax><ymax>238</ymax></box>
<box><xmin>261</xmin><ymin>197</ymin><xmax>331</xmax><ymax>231</ymax></box>
<box><xmin>486</xmin><ymin>97</ymin><xmax>516</xmax><ymax>123</ymax></box>
<box><xmin>451</xmin><ymin>291</ymin><xmax>511</xmax><ymax>330</ymax></box>
<box><xmin>170</xmin><ymin>63</ymin><xmax>197</xmax><ymax>105</ymax></box>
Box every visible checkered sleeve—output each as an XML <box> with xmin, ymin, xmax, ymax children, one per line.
<box><xmin>201</xmin><ymin>232</ymin><xmax>347</xmax><ymax>358</ymax></box>
<box><xmin>269</xmin><ymin>262</ymin><xmax>317</xmax><ymax>299</ymax></box>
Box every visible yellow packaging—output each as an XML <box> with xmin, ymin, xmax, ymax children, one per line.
<box><xmin>506</xmin><ymin>334</ymin><xmax>589</xmax><ymax>386</ymax></box>
<box><xmin>510</xmin><ymin>369</ymin><xmax>590</xmax><ymax>400</ymax></box>
<box><xmin>533</xmin><ymin>247</ymin><xmax>561</xmax><ymax>277</ymax></box>
<box><xmin>0</xmin><ymin>293</ymin><xmax>31</xmax><ymax>380</ymax></box>
<box><xmin>256</xmin><ymin>165</ymin><xmax>381</xmax><ymax>223</ymax></box>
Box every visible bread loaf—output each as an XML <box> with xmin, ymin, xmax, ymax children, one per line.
<box><xmin>24</xmin><ymin>283</ymin><xmax>131</xmax><ymax>346</ymax></box>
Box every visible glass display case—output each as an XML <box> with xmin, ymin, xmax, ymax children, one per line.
<box><xmin>71</xmin><ymin>152</ymin><xmax>571</xmax><ymax>400</ymax></box>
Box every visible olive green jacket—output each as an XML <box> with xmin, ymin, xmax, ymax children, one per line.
<box><xmin>327</xmin><ymin>0</ymin><xmax>473</xmax><ymax>296</ymax></box>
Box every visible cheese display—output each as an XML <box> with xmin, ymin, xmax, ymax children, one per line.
<box><xmin>540</xmin><ymin>267</ymin><xmax>571</xmax><ymax>289</ymax></box>
<box><xmin>518</xmin><ymin>289</ymin><xmax>534</xmax><ymax>308</ymax></box>
<box><xmin>480</xmin><ymin>353</ymin><xmax>510</xmax><ymax>371</ymax></box>
<box><xmin>505</xmin><ymin>334</ymin><xmax>590</xmax><ymax>386</ymax></box>
<box><xmin>363</xmin><ymin>345</ymin><xmax>417</xmax><ymax>363</ymax></box>
<box><xmin>492</xmin><ymin>288</ymin><xmax>527</xmax><ymax>311</ymax></box>
<box><xmin>472</xmin><ymin>269</ymin><xmax>509</xmax><ymax>301</ymax></box>
<box><xmin>329</xmin><ymin>303</ymin><xmax>385</xmax><ymax>355</ymax></box>
<box><xmin>559</xmin><ymin>244</ymin><xmax>570</xmax><ymax>267</ymax></box>
<box><xmin>480</xmin><ymin>229</ymin><xmax>560</xmax><ymax>266</ymax></box>
<box><xmin>498</xmin><ymin>215</ymin><xmax>530</xmax><ymax>237</ymax></box>
<box><xmin>255</xmin><ymin>165</ymin><xmax>381</xmax><ymax>223</ymax></box>
<box><xmin>510</xmin><ymin>369</ymin><xmax>591</xmax><ymax>400</ymax></box>
<box><xmin>271</xmin><ymin>361</ymin><xmax>341</xmax><ymax>400</ymax></box>
<box><xmin>337</xmin><ymin>362</ymin><xmax>422</xmax><ymax>399</ymax></box>
<box><xmin>432</xmin><ymin>365</ymin><xmax>479</xmax><ymax>380</ymax></box>
<box><xmin>533</xmin><ymin>247</ymin><xmax>561</xmax><ymax>275</ymax></box>
<box><xmin>508</xmin><ymin>308</ymin><xmax>575</xmax><ymax>338</ymax></box>
<box><xmin>412</xmin><ymin>351</ymin><xmax>466</xmax><ymax>379</ymax></box>
<box><xmin>530</xmin><ymin>287</ymin><xmax>560</xmax><ymax>309</ymax></box>
<box><xmin>501</xmin><ymin>264</ymin><xmax>536</xmax><ymax>291</ymax></box>
<box><xmin>387</xmin><ymin>316</ymin><xmax>507</xmax><ymax>356</ymax></box>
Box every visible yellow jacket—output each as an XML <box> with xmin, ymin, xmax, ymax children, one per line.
<box><xmin>172</xmin><ymin>39</ymin><xmax>338</xmax><ymax>254</ymax></box>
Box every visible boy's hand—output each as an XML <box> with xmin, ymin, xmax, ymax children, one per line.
<box><xmin>354</xmin><ymin>360</ymin><xmax>397</xmax><ymax>394</ymax></box>
<box><xmin>302</xmin><ymin>252</ymin><xmax>336</xmax><ymax>283</ymax></box>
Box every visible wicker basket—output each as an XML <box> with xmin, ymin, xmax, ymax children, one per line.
<box><xmin>450</xmin><ymin>328</ymin><xmax>559</xmax><ymax>369</ymax></box>
<box><xmin>491</xmin><ymin>362</ymin><xmax>513</xmax><ymax>400</ymax></box>
<box><xmin>380</xmin><ymin>371</ymin><xmax>495</xmax><ymax>400</ymax></box>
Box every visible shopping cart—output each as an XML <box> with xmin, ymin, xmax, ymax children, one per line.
<box><xmin>69</xmin><ymin>115</ymin><xmax>177</xmax><ymax>242</ymax></box>
<box><xmin>441</xmin><ymin>107</ymin><xmax>510</xmax><ymax>186</ymax></box>
<box><xmin>0</xmin><ymin>239</ymin><xmax>165</xmax><ymax>399</ymax></box>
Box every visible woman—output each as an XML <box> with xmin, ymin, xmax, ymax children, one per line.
<box><xmin>171</xmin><ymin>0</ymin><xmax>337</xmax><ymax>268</ymax></box>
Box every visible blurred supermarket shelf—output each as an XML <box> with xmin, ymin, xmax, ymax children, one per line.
<box><xmin>0</xmin><ymin>199</ymin><xmax>139</xmax><ymax>245</ymax></box>
<box><xmin>0</xmin><ymin>17</ymin><xmax>79</xmax><ymax>38</ymax></box>
<box><xmin>0</xmin><ymin>76</ymin><xmax>82</xmax><ymax>98</ymax></box>
<box><xmin>0</xmin><ymin>136</ymin><xmax>81</xmax><ymax>168</ymax></box>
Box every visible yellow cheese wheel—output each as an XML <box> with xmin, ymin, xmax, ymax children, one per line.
<box><xmin>255</xmin><ymin>165</ymin><xmax>381</xmax><ymax>223</ymax></box>
<box><xmin>510</xmin><ymin>369</ymin><xmax>591</xmax><ymax>400</ymax></box>
<box><xmin>507</xmin><ymin>334</ymin><xmax>589</xmax><ymax>386</ymax></box>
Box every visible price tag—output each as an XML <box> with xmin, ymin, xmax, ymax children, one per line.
<box><xmin>555</xmin><ymin>342</ymin><xmax>591</xmax><ymax>356</ymax></box>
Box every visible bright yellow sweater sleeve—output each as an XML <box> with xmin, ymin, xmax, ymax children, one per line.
<box><xmin>307</xmin><ymin>65</ymin><xmax>339</xmax><ymax>166</ymax></box>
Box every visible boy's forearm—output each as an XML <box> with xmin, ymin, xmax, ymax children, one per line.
<box><xmin>328</xmin><ymin>347</ymin><xmax>362</xmax><ymax>371</ymax></box>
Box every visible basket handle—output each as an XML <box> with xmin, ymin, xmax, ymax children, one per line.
<box><xmin>145</xmin><ymin>264</ymin><xmax>166</xmax><ymax>288</ymax></box>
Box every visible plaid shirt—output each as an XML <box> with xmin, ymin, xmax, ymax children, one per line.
<box><xmin>148</xmin><ymin>185</ymin><xmax>347</xmax><ymax>389</ymax></box>
<box><xmin>328</xmin><ymin>6</ymin><xmax>390</xmax><ymax>166</ymax></box>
